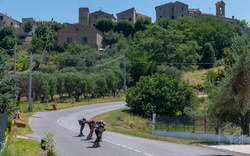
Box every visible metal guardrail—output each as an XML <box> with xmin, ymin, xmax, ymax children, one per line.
<box><xmin>0</xmin><ymin>113</ymin><xmax>7</xmax><ymax>151</ymax></box>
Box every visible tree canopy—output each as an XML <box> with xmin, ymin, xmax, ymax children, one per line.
<box><xmin>95</xmin><ymin>19</ymin><xmax>114</xmax><ymax>33</ymax></box>
<box><xmin>0</xmin><ymin>54</ymin><xmax>19</xmax><ymax>114</ymax></box>
<box><xmin>126</xmin><ymin>74</ymin><xmax>194</xmax><ymax>118</ymax></box>
<box><xmin>207</xmin><ymin>35</ymin><xmax>250</xmax><ymax>134</ymax></box>
<box><xmin>0</xmin><ymin>26</ymin><xmax>17</xmax><ymax>50</ymax></box>
<box><xmin>114</xmin><ymin>20</ymin><xmax>134</xmax><ymax>37</ymax></box>
<box><xmin>24</xmin><ymin>20</ymin><xmax>33</xmax><ymax>33</ymax></box>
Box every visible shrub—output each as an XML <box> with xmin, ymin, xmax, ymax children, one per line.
<box><xmin>126</xmin><ymin>74</ymin><xmax>195</xmax><ymax>118</ymax></box>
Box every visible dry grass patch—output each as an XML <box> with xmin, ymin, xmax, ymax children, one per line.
<box><xmin>183</xmin><ymin>66</ymin><xmax>223</xmax><ymax>86</ymax></box>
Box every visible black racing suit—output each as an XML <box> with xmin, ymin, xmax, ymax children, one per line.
<box><xmin>78</xmin><ymin>120</ymin><xmax>86</xmax><ymax>136</ymax></box>
<box><xmin>93</xmin><ymin>124</ymin><xmax>105</xmax><ymax>147</ymax></box>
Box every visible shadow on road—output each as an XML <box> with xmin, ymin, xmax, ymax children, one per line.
<box><xmin>189</xmin><ymin>140</ymin><xmax>229</xmax><ymax>145</ymax></box>
<box><xmin>201</xmin><ymin>155</ymin><xmax>233</xmax><ymax>156</ymax></box>
<box><xmin>73</xmin><ymin>135</ymin><xmax>85</xmax><ymax>138</ymax></box>
<box><xmin>87</xmin><ymin>146</ymin><xmax>99</xmax><ymax>149</ymax></box>
<box><xmin>81</xmin><ymin>139</ymin><xmax>95</xmax><ymax>143</ymax></box>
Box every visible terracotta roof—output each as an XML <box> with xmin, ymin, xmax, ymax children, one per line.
<box><xmin>90</xmin><ymin>10</ymin><xmax>116</xmax><ymax>20</ymax></box>
<box><xmin>117</xmin><ymin>8</ymin><xmax>135</xmax><ymax>15</ymax></box>
<box><xmin>201</xmin><ymin>13</ymin><xmax>215</xmax><ymax>16</ymax></box>
<box><xmin>136</xmin><ymin>12</ymin><xmax>151</xmax><ymax>19</ymax></box>
<box><xmin>59</xmin><ymin>23</ymin><xmax>103</xmax><ymax>35</ymax></box>
<box><xmin>155</xmin><ymin>1</ymin><xmax>188</xmax><ymax>8</ymax></box>
<box><xmin>0</xmin><ymin>12</ymin><xmax>21</xmax><ymax>24</ymax></box>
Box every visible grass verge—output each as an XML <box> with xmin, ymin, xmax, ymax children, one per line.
<box><xmin>0</xmin><ymin>135</ymin><xmax>40</xmax><ymax>156</ymax></box>
<box><xmin>92</xmin><ymin>108</ymin><xmax>225</xmax><ymax>146</ymax></box>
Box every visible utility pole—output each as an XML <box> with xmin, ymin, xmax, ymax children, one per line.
<box><xmin>123</xmin><ymin>53</ymin><xmax>126</xmax><ymax>94</ymax></box>
<box><xmin>14</xmin><ymin>45</ymin><xmax>16</xmax><ymax>105</ymax></box>
<box><xmin>48</xmin><ymin>18</ymin><xmax>53</xmax><ymax>52</ymax></box>
<box><xmin>28</xmin><ymin>52</ymin><xmax>33</xmax><ymax>112</ymax></box>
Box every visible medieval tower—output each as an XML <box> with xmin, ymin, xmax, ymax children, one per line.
<box><xmin>215</xmin><ymin>0</ymin><xmax>225</xmax><ymax>17</ymax></box>
<box><xmin>79</xmin><ymin>8</ymin><xmax>89</xmax><ymax>25</ymax></box>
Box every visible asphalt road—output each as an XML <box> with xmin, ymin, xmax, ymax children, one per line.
<box><xmin>29</xmin><ymin>101</ymin><xmax>248</xmax><ymax>156</ymax></box>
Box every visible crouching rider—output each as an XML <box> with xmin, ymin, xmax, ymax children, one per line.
<box><xmin>78</xmin><ymin>118</ymin><xmax>87</xmax><ymax>137</ymax></box>
<box><xmin>87</xmin><ymin>120</ymin><xmax>96</xmax><ymax>140</ymax></box>
<box><xmin>93</xmin><ymin>122</ymin><xmax>106</xmax><ymax>147</ymax></box>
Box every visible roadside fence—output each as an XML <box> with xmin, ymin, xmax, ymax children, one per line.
<box><xmin>152</xmin><ymin>114</ymin><xmax>248</xmax><ymax>144</ymax></box>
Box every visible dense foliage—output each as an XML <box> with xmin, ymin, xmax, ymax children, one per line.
<box><xmin>0</xmin><ymin>26</ymin><xmax>16</xmax><ymax>50</ymax></box>
<box><xmin>95</xmin><ymin>19</ymin><xmax>114</xmax><ymax>33</ymax></box>
<box><xmin>17</xmin><ymin>42</ymin><xmax>130</xmax><ymax>102</ymax></box>
<box><xmin>134</xmin><ymin>17</ymin><xmax>151</xmax><ymax>32</ymax></box>
<box><xmin>114</xmin><ymin>20</ymin><xmax>134</xmax><ymax>37</ymax></box>
<box><xmin>0</xmin><ymin>54</ymin><xmax>19</xmax><ymax>114</ymax></box>
<box><xmin>29</xmin><ymin>22</ymin><xmax>55</xmax><ymax>53</ymax></box>
<box><xmin>126</xmin><ymin>74</ymin><xmax>194</xmax><ymax>118</ymax></box>
<box><xmin>207</xmin><ymin>35</ymin><xmax>250</xmax><ymax>134</ymax></box>
<box><xmin>127</xmin><ymin>16</ymin><xmax>242</xmax><ymax>84</ymax></box>
<box><xmin>23</xmin><ymin>20</ymin><xmax>33</xmax><ymax>33</ymax></box>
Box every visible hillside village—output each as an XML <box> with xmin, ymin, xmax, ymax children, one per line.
<box><xmin>0</xmin><ymin>0</ymin><xmax>250</xmax><ymax>155</ymax></box>
<box><xmin>0</xmin><ymin>1</ymin><xmax>249</xmax><ymax>51</ymax></box>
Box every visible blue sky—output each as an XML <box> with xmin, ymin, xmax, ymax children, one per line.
<box><xmin>0</xmin><ymin>0</ymin><xmax>249</xmax><ymax>24</ymax></box>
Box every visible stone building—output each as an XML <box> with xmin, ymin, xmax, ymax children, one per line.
<box><xmin>89</xmin><ymin>10</ymin><xmax>116</xmax><ymax>27</ymax></box>
<box><xmin>79</xmin><ymin>8</ymin><xmax>90</xmax><ymax>25</ymax></box>
<box><xmin>215</xmin><ymin>0</ymin><xmax>225</xmax><ymax>18</ymax></box>
<box><xmin>188</xmin><ymin>9</ymin><xmax>201</xmax><ymax>17</ymax></box>
<box><xmin>79</xmin><ymin>8</ymin><xmax>116</xmax><ymax>27</ymax></box>
<box><xmin>0</xmin><ymin>13</ymin><xmax>21</xmax><ymax>28</ymax></box>
<box><xmin>57</xmin><ymin>24</ymin><xmax>103</xmax><ymax>50</ymax></box>
<box><xmin>16</xmin><ymin>18</ymin><xmax>56</xmax><ymax>38</ymax></box>
<box><xmin>116</xmin><ymin>8</ymin><xmax>151</xmax><ymax>24</ymax></box>
<box><xmin>155</xmin><ymin>1</ymin><xmax>188</xmax><ymax>19</ymax></box>
<box><xmin>187</xmin><ymin>1</ymin><xmax>236</xmax><ymax>25</ymax></box>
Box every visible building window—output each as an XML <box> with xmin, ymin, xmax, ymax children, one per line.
<box><xmin>159</xmin><ymin>8</ymin><xmax>162</xmax><ymax>11</ymax></box>
<box><xmin>95</xmin><ymin>15</ymin><xmax>98</xmax><ymax>19</ymax></box>
<box><xmin>160</xmin><ymin>16</ymin><xmax>162</xmax><ymax>18</ymax></box>
<box><xmin>182</xmin><ymin>7</ymin><xmax>184</xmax><ymax>12</ymax></box>
<box><xmin>106</xmin><ymin>16</ymin><xmax>109</xmax><ymax>19</ymax></box>
<box><xmin>129</xmin><ymin>18</ymin><xmax>131</xmax><ymax>21</ymax></box>
<box><xmin>93</xmin><ymin>24</ymin><xmax>95</xmax><ymax>27</ymax></box>
<box><xmin>0</xmin><ymin>16</ymin><xmax>3</xmax><ymax>20</ymax></box>
<box><xmin>171</xmin><ymin>16</ymin><xmax>175</xmax><ymax>19</ymax></box>
<box><xmin>182</xmin><ymin>14</ymin><xmax>184</xmax><ymax>16</ymax></box>
<box><xmin>67</xmin><ymin>37</ymin><xmax>72</xmax><ymax>43</ymax></box>
<box><xmin>172</xmin><ymin>8</ymin><xmax>174</xmax><ymax>12</ymax></box>
<box><xmin>11</xmin><ymin>22</ymin><xmax>13</xmax><ymax>26</ymax></box>
<box><xmin>82</xmin><ymin>37</ymin><xmax>87</xmax><ymax>43</ymax></box>
<box><xmin>76</xmin><ymin>28</ymin><xmax>79</xmax><ymax>32</ymax></box>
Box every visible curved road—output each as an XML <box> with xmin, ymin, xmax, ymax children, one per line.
<box><xmin>29</xmin><ymin>102</ymin><xmax>247</xmax><ymax>156</ymax></box>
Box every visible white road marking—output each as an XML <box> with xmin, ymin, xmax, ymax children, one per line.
<box><xmin>57</xmin><ymin>116</ymin><xmax>154</xmax><ymax>156</ymax></box>
<box><xmin>134</xmin><ymin>149</ymin><xmax>142</xmax><ymax>153</ymax></box>
<box><xmin>144</xmin><ymin>153</ymin><xmax>153</xmax><ymax>156</ymax></box>
<box><xmin>120</xmin><ymin>145</ymin><xmax>127</xmax><ymax>148</ymax></box>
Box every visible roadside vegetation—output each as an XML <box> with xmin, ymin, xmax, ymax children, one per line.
<box><xmin>0</xmin><ymin>15</ymin><xmax>249</xmax><ymax>155</ymax></box>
